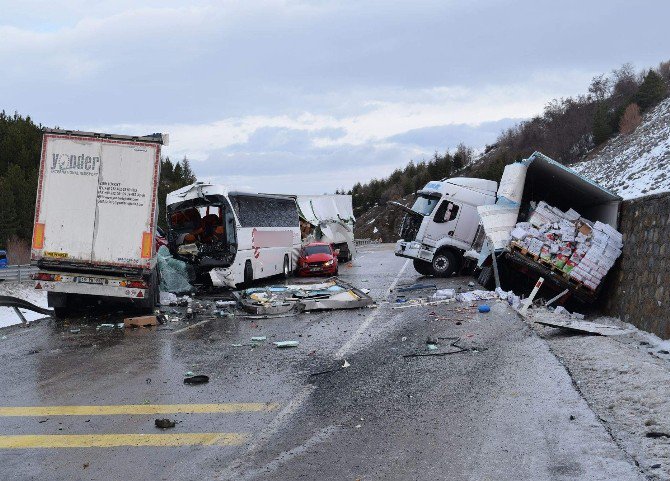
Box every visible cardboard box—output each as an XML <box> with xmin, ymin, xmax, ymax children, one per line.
<box><xmin>124</xmin><ymin>315</ymin><xmax>159</xmax><ymax>328</ymax></box>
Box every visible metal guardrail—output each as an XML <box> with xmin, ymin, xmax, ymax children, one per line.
<box><xmin>0</xmin><ymin>265</ymin><xmax>38</xmax><ymax>282</ymax></box>
<box><xmin>354</xmin><ymin>238</ymin><xmax>382</xmax><ymax>247</ymax></box>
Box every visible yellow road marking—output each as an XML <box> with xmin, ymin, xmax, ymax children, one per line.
<box><xmin>0</xmin><ymin>433</ymin><xmax>248</xmax><ymax>449</ymax></box>
<box><xmin>0</xmin><ymin>403</ymin><xmax>279</xmax><ymax>417</ymax></box>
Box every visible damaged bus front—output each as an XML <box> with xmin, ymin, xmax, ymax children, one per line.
<box><xmin>166</xmin><ymin>183</ymin><xmax>300</xmax><ymax>288</ymax></box>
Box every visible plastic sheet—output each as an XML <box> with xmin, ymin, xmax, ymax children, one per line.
<box><xmin>157</xmin><ymin>246</ymin><xmax>194</xmax><ymax>294</ymax></box>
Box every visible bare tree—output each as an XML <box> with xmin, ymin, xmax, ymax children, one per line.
<box><xmin>588</xmin><ymin>74</ymin><xmax>611</xmax><ymax>101</ymax></box>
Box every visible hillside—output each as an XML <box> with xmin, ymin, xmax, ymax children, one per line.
<box><xmin>572</xmin><ymin>97</ymin><xmax>670</xmax><ymax>199</ymax></box>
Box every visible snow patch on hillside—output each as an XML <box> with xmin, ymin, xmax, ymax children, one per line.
<box><xmin>573</xmin><ymin>98</ymin><xmax>670</xmax><ymax>200</ymax></box>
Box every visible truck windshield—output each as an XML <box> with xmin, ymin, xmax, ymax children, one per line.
<box><xmin>411</xmin><ymin>194</ymin><xmax>440</xmax><ymax>216</ymax></box>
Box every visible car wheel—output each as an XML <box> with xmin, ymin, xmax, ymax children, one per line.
<box><xmin>413</xmin><ymin>259</ymin><xmax>433</xmax><ymax>276</ymax></box>
<box><xmin>431</xmin><ymin>250</ymin><xmax>456</xmax><ymax>277</ymax></box>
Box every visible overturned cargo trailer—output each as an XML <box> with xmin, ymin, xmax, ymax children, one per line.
<box><xmin>295</xmin><ymin>195</ymin><xmax>356</xmax><ymax>261</ymax></box>
<box><xmin>477</xmin><ymin>152</ymin><xmax>622</xmax><ymax>304</ymax></box>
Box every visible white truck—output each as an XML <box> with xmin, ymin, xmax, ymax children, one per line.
<box><xmin>30</xmin><ymin>129</ymin><xmax>167</xmax><ymax>316</ymax></box>
<box><xmin>393</xmin><ymin>177</ymin><xmax>498</xmax><ymax>276</ymax></box>
<box><xmin>295</xmin><ymin>195</ymin><xmax>356</xmax><ymax>261</ymax></box>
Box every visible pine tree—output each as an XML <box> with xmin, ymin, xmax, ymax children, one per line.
<box><xmin>0</xmin><ymin>179</ymin><xmax>18</xmax><ymax>247</ymax></box>
<box><xmin>592</xmin><ymin>103</ymin><xmax>613</xmax><ymax>145</ymax></box>
<box><xmin>635</xmin><ymin>70</ymin><xmax>668</xmax><ymax>111</ymax></box>
<box><xmin>180</xmin><ymin>157</ymin><xmax>197</xmax><ymax>184</ymax></box>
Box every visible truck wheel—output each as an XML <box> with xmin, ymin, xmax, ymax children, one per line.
<box><xmin>477</xmin><ymin>266</ymin><xmax>494</xmax><ymax>289</ymax></box>
<box><xmin>431</xmin><ymin>250</ymin><xmax>456</xmax><ymax>277</ymax></box>
<box><xmin>48</xmin><ymin>292</ymin><xmax>70</xmax><ymax>318</ymax></box>
<box><xmin>283</xmin><ymin>255</ymin><xmax>290</xmax><ymax>278</ymax></box>
<box><xmin>413</xmin><ymin>259</ymin><xmax>433</xmax><ymax>276</ymax></box>
<box><xmin>139</xmin><ymin>269</ymin><xmax>159</xmax><ymax>312</ymax></box>
<box><xmin>243</xmin><ymin>260</ymin><xmax>253</xmax><ymax>287</ymax></box>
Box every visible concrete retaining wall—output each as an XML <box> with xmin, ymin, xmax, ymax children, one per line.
<box><xmin>603</xmin><ymin>192</ymin><xmax>670</xmax><ymax>339</ymax></box>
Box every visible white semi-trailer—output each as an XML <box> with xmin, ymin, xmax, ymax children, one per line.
<box><xmin>30</xmin><ymin>129</ymin><xmax>167</xmax><ymax>316</ymax></box>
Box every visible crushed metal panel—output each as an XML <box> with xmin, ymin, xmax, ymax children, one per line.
<box><xmin>534</xmin><ymin>319</ymin><xmax>634</xmax><ymax>336</ymax></box>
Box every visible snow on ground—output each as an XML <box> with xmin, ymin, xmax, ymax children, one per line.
<box><xmin>526</xmin><ymin>309</ymin><xmax>670</xmax><ymax>480</ymax></box>
<box><xmin>0</xmin><ymin>282</ymin><xmax>48</xmax><ymax>329</ymax></box>
<box><xmin>573</xmin><ymin>97</ymin><xmax>670</xmax><ymax>200</ymax></box>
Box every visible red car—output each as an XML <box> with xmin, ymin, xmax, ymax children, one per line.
<box><xmin>297</xmin><ymin>242</ymin><xmax>339</xmax><ymax>276</ymax></box>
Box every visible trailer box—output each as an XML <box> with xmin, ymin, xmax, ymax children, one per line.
<box><xmin>31</xmin><ymin>129</ymin><xmax>167</xmax><ymax>314</ymax></box>
<box><xmin>477</xmin><ymin>152</ymin><xmax>622</xmax><ymax>303</ymax></box>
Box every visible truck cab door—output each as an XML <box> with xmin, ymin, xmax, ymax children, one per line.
<box><xmin>424</xmin><ymin>200</ymin><xmax>461</xmax><ymax>242</ymax></box>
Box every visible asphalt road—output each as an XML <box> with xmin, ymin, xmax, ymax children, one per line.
<box><xmin>0</xmin><ymin>244</ymin><xmax>643</xmax><ymax>480</ymax></box>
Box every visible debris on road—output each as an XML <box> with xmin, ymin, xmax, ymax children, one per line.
<box><xmin>154</xmin><ymin>418</ymin><xmax>176</xmax><ymax>429</ymax></box>
<box><xmin>183</xmin><ymin>375</ymin><xmax>209</xmax><ymax>384</ymax></box>
<box><xmin>456</xmin><ymin>290</ymin><xmax>499</xmax><ymax>303</ymax></box>
<box><xmin>237</xmin><ymin>280</ymin><xmax>373</xmax><ymax>315</ymax></box>
<box><xmin>396</xmin><ymin>283</ymin><xmax>437</xmax><ymax>293</ymax></box>
<box><xmin>309</xmin><ymin>359</ymin><xmax>351</xmax><ymax>377</ymax></box>
<box><xmin>478</xmin><ymin>304</ymin><xmax>490</xmax><ymax>313</ymax></box>
<box><xmin>251</xmin><ymin>336</ymin><xmax>267</xmax><ymax>342</ymax></box>
<box><xmin>534</xmin><ymin>317</ymin><xmax>634</xmax><ymax>336</ymax></box>
<box><xmin>124</xmin><ymin>315</ymin><xmax>159</xmax><ymax>328</ymax></box>
<box><xmin>273</xmin><ymin>340</ymin><xmax>299</xmax><ymax>348</ymax></box>
<box><xmin>431</xmin><ymin>288</ymin><xmax>455</xmax><ymax>300</ymax></box>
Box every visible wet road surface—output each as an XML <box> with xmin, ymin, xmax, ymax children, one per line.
<box><xmin>0</xmin><ymin>245</ymin><xmax>643</xmax><ymax>480</ymax></box>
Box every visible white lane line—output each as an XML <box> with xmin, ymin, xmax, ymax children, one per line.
<box><xmin>334</xmin><ymin>258</ymin><xmax>409</xmax><ymax>359</ymax></box>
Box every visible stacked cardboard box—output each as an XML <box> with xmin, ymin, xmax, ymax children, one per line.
<box><xmin>509</xmin><ymin>202</ymin><xmax>622</xmax><ymax>291</ymax></box>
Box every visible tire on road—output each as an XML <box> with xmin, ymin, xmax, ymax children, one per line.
<box><xmin>431</xmin><ymin>249</ymin><xmax>457</xmax><ymax>277</ymax></box>
<box><xmin>413</xmin><ymin>258</ymin><xmax>433</xmax><ymax>276</ymax></box>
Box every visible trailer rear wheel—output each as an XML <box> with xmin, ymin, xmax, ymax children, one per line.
<box><xmin>48</xmin><ymin>292</ymin><xmax>70</xmax><ymax>318</ymax></box>
<box><xmin>431</xmin><ymin>250</ymin><xmax>456</xmax><ymax>277</ymax></box>
<box><xmin>413</xmin><ymin>259</ymin><xmax>433</xmax><ymax>276</ymax></box>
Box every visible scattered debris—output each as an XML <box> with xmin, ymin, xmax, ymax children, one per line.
<box><xmin>69</xmin><ymin>328</ymin><xmax>81</xmax><ymax>334</ymax></box>
<box><xmin>155</xmin><ymin>418</ymin><xmax>176</xmax><ymax>429</ymax></box>
<box><xmin>124</xmin><ymin>315</ymin><xmax>159</xmax><ymax>328</ymax></box>
<box><xmin>478</xmin><ymin>304</ymin><xmax>491</xmax><ymax>313</ymax></box>
<box><xmin>645</xmin><ymin>432</ymin><xmax>670</xmax><ymax>439</ymax></box>
<box><xmin>183</xmin><ymin>375</ymin><xmax>209</xmax><ymax>384</ymax></box>
<box><xmin>237</xmin><ymin>280</ymin><xmax>373</xmax><ymax>315</ymax></box>
<box><xmin>310</xmin><ymin>359</ymin><xmax>351</xmax><ymax>377</ymax></box>
<box><xmin>456</xmin><ymin>290</ymin><xmax>499</xmax><ymax>303</ymax></box>
<box><xmin>431</xmin><ymin>288</ymin><xmax>455</xmax><ymax>300</ymax></box>
<box><xmin>396</xmin><ymin>283</ymin><xmax>437</xmax><ymax>293</ymax></box>
<box><xmin>273</xmin><ymin>340</ymin><xmax>299</xmax><ymax>348</ymax></box>
<box><xmin>157</xmin><ymin>246</ymin><xmax>194</xmax><ymax>294</ymax></box>
<box><xmin>251</xmin><ymin>336</ymin><xmax>267</xmax><ymax>342</ymax></box>
<box><xmin>534</xmin><ymin>318</ymin><xmax>635</xmax><ymax>336</ymax></box>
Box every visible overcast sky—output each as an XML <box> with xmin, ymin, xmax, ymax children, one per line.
<box><xmin>2</xmin><ymin>1</ymin><xmax>669</xmax><ymax>194</ymax></box>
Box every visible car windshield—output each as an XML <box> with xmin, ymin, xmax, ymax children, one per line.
<box><xmin>304</xmin><ymin>245</ymin><xmax>331</xmax><ymax>255</ymax></box>
<box><xmin>411</xmin><ymin>193</ymin><xmax>441</xmax><ymax>215</ymax></box>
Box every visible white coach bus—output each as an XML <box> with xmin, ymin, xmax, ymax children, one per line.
<box><xmin>166</xmin><ymin>182</ymin><xmax>301</xmax><ymax>287</ymax></box>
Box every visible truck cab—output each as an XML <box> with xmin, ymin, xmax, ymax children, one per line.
<box><xmin>394</xmin><ymin>177</ymin><xmax>497</xmax><ymax>276</ymax></box>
